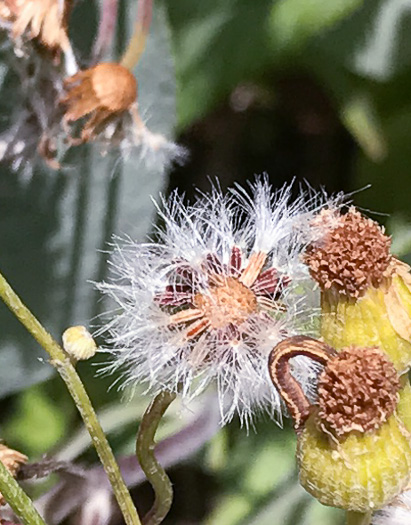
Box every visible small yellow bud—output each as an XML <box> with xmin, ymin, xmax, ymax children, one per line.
<box><xmin>62</xmin><ymin>326</ymin><xmax>97</xmax><ymax>361</ymax></box>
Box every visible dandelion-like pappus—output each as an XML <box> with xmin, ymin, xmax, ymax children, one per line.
<box><xmin>97</xmin><ymin>179</ymin><xmax>333</xmax><ymax>425</ymax></box>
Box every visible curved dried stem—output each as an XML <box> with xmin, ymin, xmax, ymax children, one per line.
<box><xmin>137</xmin><ymin>391</ymin><xmax>177</xmax><ymax>525</ymax></box>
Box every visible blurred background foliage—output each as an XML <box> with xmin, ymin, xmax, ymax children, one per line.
<box><xmin>1</xmin><ymin>0</ymin><xmax>411</xmax><ymax>524</ymax></box>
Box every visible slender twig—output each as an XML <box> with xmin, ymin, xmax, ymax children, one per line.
<box><xmin>0</xmin><ymin>459</ymin><xmax>46</xmax><ymax>525</ymax></box>
<box><xmin>346</xmin><ymin>511</ymin><xmax>372</xmax><ymax>525</ymax></box>
<box><xmin>136</xmin><ymin>391</ymin><xmax>177</xmax><ymax>525</ymax></box>
<box><xmin>120</xmin><ymin>0</ymin><xmax>153</xmax><ymax>71</ymax></box>
<box><xmin>93</xmin><ymin>0</ymin><xmax>119</xmax><ymax>61</ymax></box>
<box><xmin>0</xmin><ymin>270</ymin><xmax>142</xmax><ymax>525</ymax></box>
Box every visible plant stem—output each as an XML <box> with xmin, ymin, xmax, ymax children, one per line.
<box><xmin>136</xmin><ymin>391</ymin><xmax>176</xmax><ymax>525</ymax></box>
<box><xmin>0</xmin><ymin>460</ymin><xmax>46</xmax><ymax>525</ymax></box>
<box><xmin>0</xmin><ymin>271</ymin><xmax>142</xmax><ymax>525</ymax></box>
<box><xmin>93</xmin><ymin>0</ymin><xmax>119</xmax><ymax>60</ymax></box>
<box><xmin>120</xmin><ymin>0</ymin><xmax>153</xmax><ymax>71</ymax></box>
<box><xmin>346</xmin><ymin>511</ymin><xmax>372</xmax><ymax>525</ymax></box>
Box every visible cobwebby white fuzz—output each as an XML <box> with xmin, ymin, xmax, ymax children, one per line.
<box><xmin>96</xmin><ymin>177</ymin><xmax>340</xmax><ymax>426</ymax></box>
<box><xmin>372</xmin><ymin>489</ymin><xmax>411</xmax><ymax>525</ymax></box>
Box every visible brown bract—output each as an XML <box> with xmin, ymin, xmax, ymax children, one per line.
<box><xmin>304</xmin><ymin>207</ymin><xmax>393</xmax><ymax>298</ymax></box>
<box><xmin>0</xmin><ymin>444</ymin><xmax>27</xmax><ymax>505</ymax></box>
<box><xmin>61</xmin><ymin>62</ymin><xmax>138</xmax><ymax>143</ymax></box>
<box><xmin>317</xmin><ymin>346</ymin><xmax>400</xmax><ymax>437</ymax></box>
<box><xmin>0</xmin><ymin>0</ymin><xmax>71</xmax><ymax>51</ymax></box>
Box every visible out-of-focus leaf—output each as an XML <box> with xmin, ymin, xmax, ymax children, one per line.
<box><xmin>269</xmin><ymin>0</ymin><xmax>362</xmax><ymax>52</ymax></box>
<box><xmin>0</xmin><ymin>2</ymin><xmax>177</xmax><ymax>398</ymax></box>
<box><xmin>244</xmin><ymin>480</ymin><xmax>307</xmax><ymax>525</ymax></box>
<box><xmin>166</xmin><ymin>0</ymin><xmax>274</xmax><ymax>128</ymax></box>
<box><xmin>388</xmin><ymin>215</ymin><xmax>411</xmax><ymax>259</ymax></box>
<box><xmin>2</xmin><ymin>387</ymin><xmax>68</xmax><ymax>456</ymax></box>
<box><xmin>340</xmin><ymin>92</ymin><xmax>387</xmax><ymax>162</ymax></box>
<box><xmin>304</xmin><ymin>500</ymin><xmax>344</xmax><ymax>525</ymax></box>
<box><xmin>55</xmin><ymin>392</ymin><xmax>220</xmax><ymax>461</ymax></box>
<box><xmin>355</xmin><ymin>104</ymin><xmax>411</xmax><ymax>220</ymax></box>
<box><xmin>204</xmin><ymin>422</ymin><xmax>296</xmax><ymax>525</ymax></box>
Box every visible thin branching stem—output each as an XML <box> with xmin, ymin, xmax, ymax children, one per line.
<box><xmin>137</xmin><ymin>391</ymin><xmax>177</xmax><ymax>525</ymax></box>
<box><xmin>0</xmin><ymin>270</ymin><xmax>142</xmax><ymax>525</ymax></box>
<box><xmin>0</xmin><ymin>460</ymin><xmax>46</xmax><ymax>525</ymax></box>
<box><xmin>120</xmin><ymin>0</ymin><xmax>153</xmax><ymax>70</ymax></box>
<box><xmin>346</xmin><ymin>511</ymin><xmax>372</xmax><ymax>525</ymax></box>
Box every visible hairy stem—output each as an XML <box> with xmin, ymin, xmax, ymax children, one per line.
<box><xmin>120</xmin><ymin>0</ymin><xmax>153</xmax><ymax>70</ymax></box>
<box><xmin>346</xmin><ymin>511</ymin><xmax>372</xmax><ymax>525</ymax></box>
<box><xmin>0</xmin><ymin>271</ymin><xmax>142</xmax><ymax>525</ymax></box>
<box><xmin>0</xmin><ymin>460</ymin><xmax>46</xmax><ymax>525</ymax></box>
<box><xmin>137</xmin><ymin>391</ymin><xmax>177</xmax><ymax>525</ymax></box>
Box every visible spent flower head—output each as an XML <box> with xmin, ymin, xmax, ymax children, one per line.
<box><xmin>97</xmin><ymin>178</ymin><xmax>339</xmax><ymax>426</ymax></box>
<box><xmin>61</xmin><ymin>61</ymin><xmax>186</xmax><ymax>169</ymax></box>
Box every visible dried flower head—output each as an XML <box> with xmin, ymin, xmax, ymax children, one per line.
<box><xmin>0</xmin><ymin>444</ymin><xmax>27</xmax><ymax>505</ymax></box>
<box><xmin>317</xmin><ymin>346</ymin><xmax>400</xmax><ymax>436</ymax></box>
<box><xmin>269</xmin><ymin>336</ymin><xmax>411</xmax><ymax>512</ymax></box>
<box><xmin>62</xmin><ymin>63</ymin><xmax>138</xmax><ymax>143</ymax></box>
<box><xmin>61</xmin><ymin>62</ymin><xmax>185</xmax><ymax>168</ymax></box>
<box><xmin>304</xmin><ymin>207</ymin><xmax>393</xmax><ymax>298</ymax></box>
<box><xmin>97</xmin><ymin>179</ymin><xmax>326</xmax><ymax>425</ymax></box>
<box><xmin>0</xmin><ymin>0</ymin><xmax>71</xmax><ymax>51</ymax></box>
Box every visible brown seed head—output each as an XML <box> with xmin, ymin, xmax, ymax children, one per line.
<box><xmin>90</xmin><ymin>63</ymin><xmax>137</xmax><ymax>113</ymax></box>
<box><xmin>304</xmin><ymin>207</ymin><xmax>393</xmax><ymax>298</ymax></box>
<box><xmin>62</xmin><ymin>63</ymin><xmax>138</xmax><ymax>143</ymax></box>
<box><xmin>317</xmin><ymin>346</ymin><xmax>400</xmax><ymax>437</ymax></box>
<box><xmin>0</xmin><ymin>444</ymin><xmax>27</xmax><ymax>505</ymax></box>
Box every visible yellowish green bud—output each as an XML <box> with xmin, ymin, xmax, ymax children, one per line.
<box><xmin>62</xmin><ymin>325</ymin><xmax>97</xmax><ymax>361</ymax></box>
<box><xmin>298</xmin><ymin>413</ymin><xmax>411</xmax><ymax>512</ymax></box>
<box><xmin>268</xmin><ymin>337</ymin><xmax>411</xmax><ymax>513</ymax></box>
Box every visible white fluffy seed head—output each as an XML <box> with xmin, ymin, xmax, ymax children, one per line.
<box><xmin>372</xmin><ymin>489</ymin><xmax>411</xmax><ymax>525</ymax></box>
<box><xmin>96</xmin><ymin>177</ymin><xmax>342</xmax><ymax>426</ymax></box>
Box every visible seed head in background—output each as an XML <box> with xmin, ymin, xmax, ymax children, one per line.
<box><xmin>0</xmin><ymin>0</ymin><xmax>186</xmax><ymax>174</ymax></box>
<box><xmin>60</xmin><ymin>60</ymin><xmax>186</xmax><ymax>169</ymax></box>
<box><xmin>0</xmin><ymin>0</ymin><xmax>72</xmax><ymax>53</ymax></box>
<box><xmin>96</xmin><ymin>179</ymin><xmax>336</xmax><ymax>426</ymax></box>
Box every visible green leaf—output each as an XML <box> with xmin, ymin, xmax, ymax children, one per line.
<box><xmin>269</xmin><ymin>0</ymin><xmax>362</xmax><ymax>52</ymax></box>
<box><xmin>0</xmin><ymin>2</ymin><xmax>177</xmax><ymax>398</ymax></box>
<box><xmin>166</xmin><ymin>0</ymin><xmax>274</xmax><ymax>128</ymax></box>
<box><xmin>2</xmin><ymin>386</ymin><xmax>68</xmax><ymax>456</ymax></box>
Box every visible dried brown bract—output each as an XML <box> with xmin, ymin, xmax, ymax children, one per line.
<box><xmin>304</xmin><ymin>207</ymin><xmax>393</xmax><ymax>298</ymax></box>
<box><xmin>0</xmin><ymin>0</ymin><xmax>71</xmax><ymax>52</ymax></box>
<box><xmin>317</xmin><ymin>346</ymin><xmax>400</xmax><ymax>437</ymax></box>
